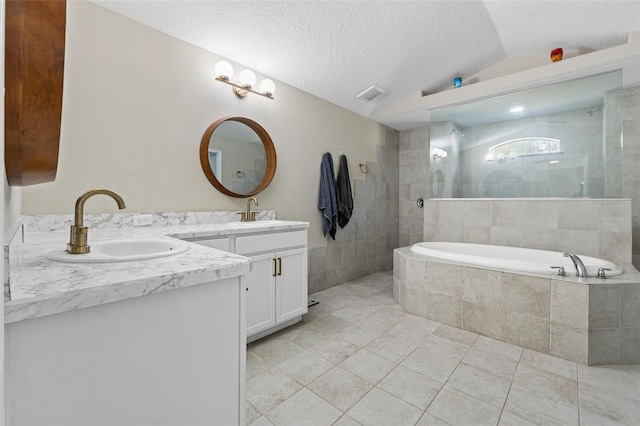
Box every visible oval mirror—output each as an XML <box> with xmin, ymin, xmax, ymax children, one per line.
<box><xmin>199</xmin><ymin>117</ymin><xmax>277</xmax><ymax>198</ymax></box>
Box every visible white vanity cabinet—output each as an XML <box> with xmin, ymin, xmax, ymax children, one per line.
<box><xmin>190</xmin><ymin>228</ymin><xmax>308</xmax><ymax>341</ymax></box>
<box><xmin>236</xmin><ymin>231</ymin><xmax>308</xmax><ymax>340</ymax></box>
<box><xmin>5</xmin><ymin>277</ymin><xmax>246</xmax><ymax>426</ymax></box>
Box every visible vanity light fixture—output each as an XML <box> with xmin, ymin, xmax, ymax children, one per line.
<box><xmin>214</xmin><ymin>61</ymin><xmax>275</xmax><ymax>99</ymax></box>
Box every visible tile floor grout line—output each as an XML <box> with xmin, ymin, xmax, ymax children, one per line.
<box><xmin>576</xmin><ymin>364</ymin><xmax>582</xmax><ymax>426</ymax></box>
<box><xmin>495</xmin><ymin>342</ymin><xmax>526</xmax><ymax>425</ymax></box>
<box><xmin>425</xmin><ymin>338</ymin><xmax>512</xmax><ymax>424</ymax></box>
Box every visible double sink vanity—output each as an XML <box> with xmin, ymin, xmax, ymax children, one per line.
<box><xmin>3</xmin><ymin>111</ymin><xmax>297</xmax><ymax>425</ymax></box>
<box><xmin>4</xmin><ymin>206</ymin><xmax>309</xmax><ymax>426</ymax></box>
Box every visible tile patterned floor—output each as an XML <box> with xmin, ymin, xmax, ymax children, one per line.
<box><xmin>246</xmin><ymin>272</ymin><xmax>640</xmax><ymax>426</ymax></box>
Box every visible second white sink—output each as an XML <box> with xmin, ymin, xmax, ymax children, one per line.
<box><xmin>46</xmin><ymin>238</ymin><xmax>191</xmax><ymax>263</ymax></box>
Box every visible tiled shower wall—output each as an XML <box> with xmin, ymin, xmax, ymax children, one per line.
<box><xmin>308</xmin><ymin>129</ymin><xmax>399</xmax><ymax>293</ymax></box>
<box><xmin>423</xmin><ymin>198</ymin><xmax>632</xmax><ymax>264</ymax></box>
<box><xmin>621</xmin><ymin>86</ymin><xmax>640</xmax><ymax>268</ymax></box>
<box><xmin>457</xmin><ymin>107</ymin><xmax>605</xmax><ymax>198</ymax></box>
<box><xmin>399</xmin><ymin>126</ymin><xmax>430</xmax><ymax>247</ymax></box>
<box><xmin>399</xmin><ymin>85</ymin><xmax>640</xmax><ymax>269</ymax></box>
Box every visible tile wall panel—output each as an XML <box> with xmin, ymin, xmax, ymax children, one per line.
<box><xmin>423</xmin><ymin>198</ymin><xmax>632</xmax><ymax>264</ymax></box>
<box><xmin>309</xmin><ymin>130</ymin><xmax>399</xmax><ymax>293</ymax></box>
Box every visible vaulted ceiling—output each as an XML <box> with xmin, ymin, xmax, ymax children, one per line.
<box><xmin>90</xmin><ymin>1</ymin><xmax>640</xmax><ymax>130</ymax></box>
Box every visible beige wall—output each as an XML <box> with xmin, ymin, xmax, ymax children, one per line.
<box><xmin>18</xmin><ymin>1</ymin><xmax>386</xmax><ymax>248</ymax></box>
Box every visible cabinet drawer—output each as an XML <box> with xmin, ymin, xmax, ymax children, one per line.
<box><xmin>190</xmin><ymin>238</ymin><xmax>230</xmax><ymax>251</ymax></box>
<box><xmin>236</xmin><ymin>231</ymin><xmax>306</xmax><ymax>255</ymax></box>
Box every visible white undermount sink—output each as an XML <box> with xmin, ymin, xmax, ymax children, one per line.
<box><xmin>46</xmin><ymin>238</ymin><xmax>191</xmax><ymax>263</ymax></box>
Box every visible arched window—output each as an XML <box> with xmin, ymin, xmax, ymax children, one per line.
<box><xmin>485</xmin><ymin>138</ymin><xmax>561</xmax><ymax>161</ymax></box>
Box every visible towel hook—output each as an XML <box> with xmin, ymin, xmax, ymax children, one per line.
<box><xmin>359</xmin><ymin>163</ymin><xmax>369</xmax><ymax>174</ymax></box>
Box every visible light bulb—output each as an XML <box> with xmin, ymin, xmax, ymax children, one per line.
<box><xmin>259</xmin><ymin>79</ymin><xmax>276</xmax><ymax>96</ymax></box>
<box><xmin>432</xmin><ymin>148</ymin><xmax>447</xmax><ymax>159</ymax></box>
<box><xmin>238</xmin><ymin>69</ymin><xmax>256</xmax><ymax>87</ymax></box>
<box><xmin>214</xmin><ymin>61</ymin><xmax>234</xmax><ymax>80</ymax></box>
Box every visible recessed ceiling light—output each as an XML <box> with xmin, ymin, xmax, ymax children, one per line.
<box><xmin>510</xmin><ymin>105</ymin><xmax>525</xmax><ymax>113</ymax></box>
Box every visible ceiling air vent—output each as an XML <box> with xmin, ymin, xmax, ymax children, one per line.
<box><xmin>356</xmin><ymin>85</ymin><xmax>386</xmax><ymax>102</ymax></box>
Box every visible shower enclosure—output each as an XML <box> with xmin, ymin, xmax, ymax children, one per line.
<box><xmin>428</xmin><ymin>71</ymin><xmax>623</xmax><ymax>199</ymax></box>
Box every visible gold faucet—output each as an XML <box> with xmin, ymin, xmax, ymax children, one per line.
<box><xmin>240</xmin><ymin>197</ymin><xmax>258</xmax><ymax>222</ymax></box>
<box><xmin>67</xmin><ymin>189</ymin><xmax>126</xmax><ymax>254</ymax></box>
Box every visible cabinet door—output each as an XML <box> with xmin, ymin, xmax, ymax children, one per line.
<box><xmin>244</xmin><ymin>252</ymin><xmax>276</xmax><ymax>336</ymax></box>
<box><xmin>275</xmin><ymin>247</ymin><xmax>308</xmax><ymax>324</ymax></box>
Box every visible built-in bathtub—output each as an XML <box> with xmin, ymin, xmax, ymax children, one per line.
<box><xmin>394</xmin><ymin>243</ymin><xmax>640</xmax><ymax>365</ymax></box>
<box><xmin>410</xmin><ymin>242</ymin><xmax>622</xmax><ymax>277</ymax></box>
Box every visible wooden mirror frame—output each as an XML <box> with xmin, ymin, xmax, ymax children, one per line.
<box><xmin>199</xmin><ymin>117</ymin><xmax>277</xmax><ymax>198</ymax></box>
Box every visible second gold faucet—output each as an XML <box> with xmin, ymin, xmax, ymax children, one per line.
<box><xmin>239</xmin><ymin>197</ymin><xmax>258</xmax><ymax>222</ymax></box>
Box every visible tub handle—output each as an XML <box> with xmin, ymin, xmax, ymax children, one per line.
<box><xmin>550</xmin><ymin>266</ymin><xmax>566</xmax><ymax>276</ymax></box>
<box><xmin>597</xmin><ymin>268</ymin><xmax>611</xmax><ymax>279</ymax></box>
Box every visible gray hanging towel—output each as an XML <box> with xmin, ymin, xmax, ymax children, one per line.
<box><xmin>318</xmin><ymin>152</ymin><xmax>338</xmax><ymax>239</ymax></box>
<box><xmin>336</xmin><ymin>154</ymin><xmax>353</xmax><ymax>228</ymax></box>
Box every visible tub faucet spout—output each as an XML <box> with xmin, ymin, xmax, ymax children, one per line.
<box><xmin>564</xmin><ymin>253</ymin><xmax>588</xmax><ymax>278</ymax></box>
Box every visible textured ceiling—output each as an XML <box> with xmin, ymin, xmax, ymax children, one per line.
<box><xmin>90</xmin><ymin>1</ymin><xmax>640</xmax><ymax>130</ymax></box>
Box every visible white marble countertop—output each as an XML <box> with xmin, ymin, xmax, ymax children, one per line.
<box><xmin>6</xmin><ymin>220</ymin><xmax>309</xmax><ymax>324</ymax></box>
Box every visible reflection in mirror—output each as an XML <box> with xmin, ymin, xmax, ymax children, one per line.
<box><xmin>428</xmin><ymin>70</ymin><xmax>623</xmax><ymax>198</ymax></box>
<box><xmin>208</xmin><ymin>149</ymin><xmax>222</xmax><ymax>178</ymax></box>
<box><xmin>209</xmin><ymin>121</ymin><xmax>266</xmax><ymax>194</ymax></box>
<box><xmin>200</xmin><ymin>117</ymin><xmax>276</xmax><ymax>198</ymax></box>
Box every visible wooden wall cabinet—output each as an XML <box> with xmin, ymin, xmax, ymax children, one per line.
<box><xmin>5</xmin><ymin>0</ymin><xmax>66</xmax><ymax>186</ymax></box>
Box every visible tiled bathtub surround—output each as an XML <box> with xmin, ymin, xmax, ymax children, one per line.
<box><xmin>394</xmin><ymin>247</ymin><xmax>640</xmax><ymax>365</ymax></box>
<box><xmin>424</xmin><ymin>198</ymin><xmax>632</xmax><ymax>264</ymax></box>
